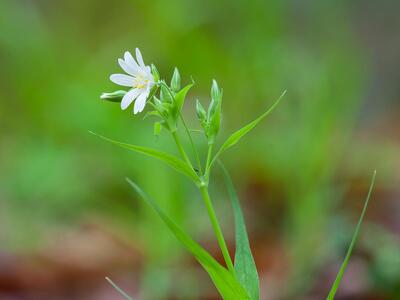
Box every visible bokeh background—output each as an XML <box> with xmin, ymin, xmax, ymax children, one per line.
<box><xmin>1</xmin><ymin>0</ymin><xmax>399</xmax><ymax>299</ymax></box>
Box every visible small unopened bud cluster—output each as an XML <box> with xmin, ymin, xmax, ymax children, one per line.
<box><xmin>196</xmin><ymin>80</ymin><xmax>223</xmax><ymax>145</ymax></box>
<box><xmin>101</xmin><ymin>49</ymin><xmax>223</xmax><ymax>143</ymax></box>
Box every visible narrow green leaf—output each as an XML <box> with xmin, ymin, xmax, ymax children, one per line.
<box><xmin>173</xmin><ymin>83</ymin><xmax>193</xmax><ymax>117</ymax></box>
<box><xmin>219</xmin><ymin>161</ymin><xmax>260</xmax><ymax>300</ymax></box>
<box><xmin>89</xmin><ymin>131</ymin><xmax>199</xmax><ymax>183</ymax></box>
<box><xmin>106</xmin><ymin>277</ymin><xmax>134</xmax><ymax>300</ymax></box>
<box><xmin>211</xmin><ymin>90</ymin><xmax>286</xmax><ymax>165</ymax></box>
<box><xmin>326</xmin><ymin>170</ymin><xmax>377</xmax><ymax>300</ymax></box>
<box><xmin>126</xmin><ymin>178</ymin><xmax>251</xmax><ymax>300</ymax></box>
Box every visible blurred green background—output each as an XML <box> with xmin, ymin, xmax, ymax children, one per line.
<box><xmin>1</xmin><ymin>0</ymin><xmax>399</xmax><ymax>299</ymax></box>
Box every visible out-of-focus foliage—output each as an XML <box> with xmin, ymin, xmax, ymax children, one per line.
<box><xmin>0</xmin><ymin>0</ymin><xmax>399</xmax><ymax>299</ymax></box>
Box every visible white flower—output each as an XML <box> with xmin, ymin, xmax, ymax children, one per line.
<box><xmin>110</xmin><ymin>48</ymin><xmax>155</xmax><ymax>114</ymax></box>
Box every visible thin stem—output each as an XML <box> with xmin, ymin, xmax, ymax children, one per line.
<box><xmin>199</xmin><ymin>185</ymin><xmax>235</xmax><ymax>274</ymax></box>
<box><xmin>160</xmin><ymin>81</ymin><xmax>198</xmax><ymax>173</ymax></box>
<box><xmin>172</xmin><ymin>131</ymin><xmax>194</xmax><ymax>170</ymax></box>
<box><xmin>180</xmin><ymin>114</ymin><xmax>203</xmax><ymax>174</ymax></box>
<box><xmin>105</xmin><ymin>277</ymin><xmax>134</xmax><ymax>300</ymax></box>
<box><xmin>205</xmin><ymin>143</ymin><xmax>214</xmax><ymax>179</ymax></box>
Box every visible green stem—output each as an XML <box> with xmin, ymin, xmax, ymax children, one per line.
<box><xmin>106</xmin><ymin>277</ymin><xmax>134</xmax><ymax>300</ymax></box>
<box><xmin>180</xmin><ymin>114</ymin><xmax>203</xmax><ymax>174</ymax></box>
<box><xmin>161</xmin><ymin>81</ymin><xmax>198</xmax><ymax>173</ymax></box>
<box><xmin>172</xmin><ymin>131</ymin><xmax>194</xmax><ymax>170</ymax></box>
<box><xmin>205</xmin><ymin>143</ymin><xmax>213</xmax><ymax>179</ymax></box>
<box><xmin>200</xmin><ymin>185</ymin><xmax>235</xmax><ymax>274</ymax></box>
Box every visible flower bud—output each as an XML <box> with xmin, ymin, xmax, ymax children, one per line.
<box><xmin>170</xmin><ymin>67</ymin><xmax>181</xmax><ymax>93</ymax></box>
<box><xmin>211</xmin><ymin>79</ymin><xmax>220</xmax><ymax>102</ymax></box>
<box><xmin>207</xmin><ymin>80</ymin><xmax>223</xmax><ymax>144</ymax></box>
<box><xmin>151</xmin><ymin>64</ymin><xmax>160</xmax><ymax>82</ymax></box>
<box><xmin>196</xmin><ymin>99</ymin><xmax>207</xmax><ymax>121</ymax></box>
<box><xmin>208</xmin><ymin>80</ymin><xmax>222</xmax><ymax>119</ymax></box>
<box><xmin>160</xmin><ymin>84</ymin><xmax>173</xmax><ymax>103</ymax></box>
<box><xmin>100</xmin><ymin>90</ymin><xmax>127</xmax><ymax>102</ymax></box>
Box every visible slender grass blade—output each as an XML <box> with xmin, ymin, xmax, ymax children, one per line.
<box><xmin>106</xmin><ymin>277</ymin><xmax>134</xmax><ymax>300</ymax></box>
<box><xmin>327</xmin><ymin>170</ymin><xmax>377</xmax><ymax>300</ymax></box>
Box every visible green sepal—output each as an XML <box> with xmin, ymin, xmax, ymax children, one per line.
<box><xmin>207</xmin><ymin>80</ymin><xmax>223</xmax><ymax>144</ymax></box>
<box><xmin>170</xmin><ymin>67</ymin><xmax>181</xmax><ymax>93</ymax></box>
<box><xmin>210</xmin><ymin>79</ymin><xmax>221</xmax><ymax>105</ymax></box>
<box><xmin>208</xmin><ymin>80</ymin><xmax>221</xmax><ymax>118</ymax></box>
<box><xmin>160</xmin><ymin>83</ymin><xmax>173</xmax><ymax>103</ymax></box>
<box><xmin>196</xmin><ymin>99</ymin><xmax>210</xmax><ymax>140</ymax></box>
<box><xmin>151</xmin><ymin>64</ymin><xmax>160</xmax><ymax>82</ymax></box>
<box><xmin>100</xmin><ymin>90</ymin><xmax>127</xmax><ymax>102</ymax></box>
<box><xmin>196</xmin><ymin>99</ymin><xmax>207</xmax><ymax>123</ymax></box>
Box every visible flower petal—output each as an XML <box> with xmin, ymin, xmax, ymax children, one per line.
<box><xmin>118</xmin><ymin>58</ymin><xmax>137</xmax><ymax>76</ymax></box>
<box><xmin>124</xmin><ymin>51</ymin><xmax>140</xmax><ymax>72</ymax></box>
<box><xmin>145</xmin><ymin>65</ymin><xmax>152</xmax><ymax>76</ymax></box>
<box><xmin>135</xmin><ymin>48</ymin><xmax>145</xmax><ymax>68</ymax></box>
<box><xmin>110</xmin><ymin>74</ymin><xmax>134</xmax><ymax>87</ymax></box>
<box><xmin>133</xmin><ymin>90</ymin><xmax>149</xmax><ymax>114</ymax></box>
<box><xmin>121</xmin><ymin>89</ymin><xmax>140</xmax><ymax>110</ymax></box>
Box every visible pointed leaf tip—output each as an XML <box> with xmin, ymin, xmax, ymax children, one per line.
<box><xmin>90</xmin><ymin>132</ymin><xmax>199</xmax><ymax>183</ymax></box>
<box><xmin>326</xmin><ymin>170</ymin><xmax>376</xmax><ymax>300</ymax></box>
<box><xmin>211</xmin><ymin>90</ymin><xmax>286</xmax><ymax>165</ymax></box>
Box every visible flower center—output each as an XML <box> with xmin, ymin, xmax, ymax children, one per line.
<box><xmin>133</xmin><ymin>75</ymin><xmax>149</xmax><ymax>89</ymax></box>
